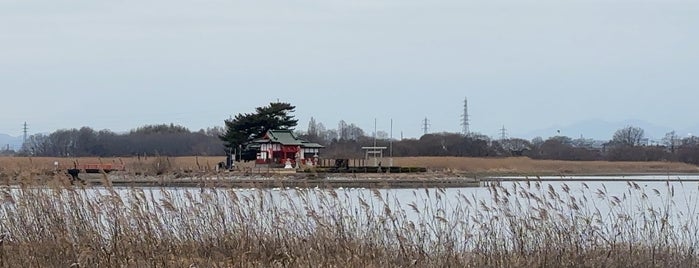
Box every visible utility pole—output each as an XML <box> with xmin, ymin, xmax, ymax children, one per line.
<box><xmin>389</xmin><ymin>119</ymin><xmax>393</xmax><ymax>167</ymax></box>
<box><xmin>461</xmin><ymin>97</ymin><xmax>470</xmax><ymax>136</ymax></box>
<box><xmin>373</xmin><ymin>118</ymin><xmax>378</xmax><ymax>167</ymax></box>
<box><xmin>373</xmin><ymin>118</ymin><xmax>377</xmax><ymax>148</ymax></box>
<box><xmin>422</xmin><ymin>117</ymin><xmax>430</xmax><ymax>135</ymax></box>
<box><xmin>23</xmin><ymin>122</ymin><xmax>28</xmax><ymax>144</ymax></box>
<box><xmin>389</xmin><ymin>119</ymin><xmax>393</xmax><ymax>156</ymax></box>
<box><xmin>500</xmin><ymin>125</ymin><xmax>507</xmax><ymax>140</ymax></box>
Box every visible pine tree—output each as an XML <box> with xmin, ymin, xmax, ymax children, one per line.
<box><xmin>220</xmin><ymin>102</ymin><xmax>298</xmax><ymax>155</ymax></box>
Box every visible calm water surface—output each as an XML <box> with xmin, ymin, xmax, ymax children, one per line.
<box><xmin>91</xmin><ymin>175</ymin><xmax>699</xmax><ymax>223</ymax></box>
<box><xmin>3</xmin><ymin>175</ymin><xmax>699</xmax><ymax>247</ymax></box>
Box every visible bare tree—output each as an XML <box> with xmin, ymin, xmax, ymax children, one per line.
<box><xmin>571</xmin><ymin>137</ymin><xmax>595</xmax><ymax>148</ymax></box>
<box><xmin>682</xmin><ymin>136</ymin><xmax>699</xmax><ymax>146</ymax></box>
<box><xmin>347</xmin><ymin>124</ymin><xmax>365</xmax><ymax>140</ymax></box>
<box><xmin>612</xmin><ymin>126</ymin><xmax>645</xmax><ymax>147</ymax></box>
<box><xmin>315</xmin><ymin>123</ymin><xmax>327</xmax><ymax>143</ymax></box>
<box><xmin>338</xmin><ymin>120</ymin><xmax>349</xmax><ymax>140</ymax></box>
<box><xmin>531</xmin><ymin>137</ymin><xmax>544</xmax><ymax>147</ymax></box>
<box><xmin>307</xmin><ymin>117</ymin><xmax>318</xmax><ymax>137</ymax></box>
<box><xmin>663</xmin><ymin>131</ymin><xmax>679</xmax><ymax>153</ymax></box>
<box><xmin>204</xmin><ymin>126</ymin><xmax>225</xmax><ymax>137</ymax></box>
<box><xmin>324</xmin><ymin>129</ymin><xmax>338</xmax><ymax>142</ymax></box>
<box><xmin>500</xmin><ymin>138</ymin><xmax>532</xmax><ymax>156</ymax></box>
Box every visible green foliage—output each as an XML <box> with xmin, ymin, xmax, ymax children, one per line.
<box><xmin>220</xmin><ymin>102</ymin><xmax>298</xmax><ymax>149</ymax></box>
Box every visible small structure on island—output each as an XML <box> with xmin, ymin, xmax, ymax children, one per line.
<box><xmin>251</xmin><ymin>130</ymin><xmax>324</xmax><ymax>168</ymax></box>
<box><xmin>284</xmin><ymin>159</ymin><xmax>293</xmax><ymax>169</ymax></box>
<box><xmin>361</xmin><ymin>146</ymin><xmax>387</xmax><ymax>167</ymax></box>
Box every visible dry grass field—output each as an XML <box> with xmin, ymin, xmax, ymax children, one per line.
<box><xmin>0</xmin><ymin>156</ymin><xmax>227</xmax><ymax>175</ymax></box>
<box><xmin>1</xmin><ymin>156</ymin><xmax>698</xmax><ymax>176</ymax></box>
<box><xmin>393</xmin><ymin>157</ymin><xmax>699</xmax><ymax>175</ymax></box>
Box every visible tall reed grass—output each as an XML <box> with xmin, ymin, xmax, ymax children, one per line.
<box><xmin>0</xmin><ymin>174</ymin><xmax>697</xmax><ymax>267</ymax></box>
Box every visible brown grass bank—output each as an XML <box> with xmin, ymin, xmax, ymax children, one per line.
<box><xmin>1</xmin><ymin>156</ymin><xmax>698</xmax><ymax>177</ymax></box>
<box><xmin>0</xmin><ymin>156</ymin><xmax>224</xmax><ymax>173</ymax></box>
<box><xmin>393</xmin><ymin>157</ymin><xmax>699</xmax><ymax>175</ymax></box>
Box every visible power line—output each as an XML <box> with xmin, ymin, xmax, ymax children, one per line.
<box><xmin>422</xmin><ymin>117</ymin><xmax>430</xmax><ymax>135</ymax></box>
<box><xmin>23</xmin><ymin>122</ymin><xmax>28</xmax><ymax>143</ymax></box>
<box><xmin>461</xmin><ymin>97</ymin><xmax>470</xmax><ymax>136</ymax></box>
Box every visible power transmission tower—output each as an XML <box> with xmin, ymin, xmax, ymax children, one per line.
<box><xmin>499</xmin><ymin>125</ymin><xmax>507</xmax><ymax>140</ymax></box>
<box><xmin>23</xmin><ymin>122</ymin><xmax>28</xmax><ymax>143</ymax></box>
<box><xmin>461</xmin><ymin>97</ymin><xmax>470</xmax><ymax>136</ymax></box>
<box><xmin>422</xmin><ymin>117</ymin><xmax>430</xmax><ymax>135</ymax></box>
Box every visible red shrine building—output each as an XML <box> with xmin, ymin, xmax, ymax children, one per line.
<box><xmin>251</xmin><ymin>130</ymin><xmax>324</xmax><ymax>166</ymax></box>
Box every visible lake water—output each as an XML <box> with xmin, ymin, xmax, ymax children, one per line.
<box><xmin>3</xmin><ymin>175</ymin><xmax>699</xmax><ymax>248</ymax></box>
<box><xmin>6</xmin><ymin>175</ymin><xmax>699</xmax><ymax>221</ymax></box>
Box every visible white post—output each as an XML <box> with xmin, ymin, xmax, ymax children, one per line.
<box><xmin>390</xmin><ymin>118</ymin><xmax>393</xmax><ymax>167</ymax></box>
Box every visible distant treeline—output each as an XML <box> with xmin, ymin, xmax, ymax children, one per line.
<box><xmin>10</xmin><ymin>121</ymin><xmax>699</xmax><ymax>166</ymax></box>
<box><xmin>299</xmin><ymin>121</ymin><xmax>699</xmax><ymax>165</ymax></box>
<box><xmin>18</xmin><ymin>124</ymin><xmax>225</xmax><ymax>157</ymax></box>
<box><xmin>309</xmin><ymin>132</ymin><xmax>699</xmax><ymax>164</ymax></box>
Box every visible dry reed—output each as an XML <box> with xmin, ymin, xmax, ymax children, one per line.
<box><xmin>0</xmin><ymin>173</ymin><xmax>697</xmax><ymax>267</ymax></box>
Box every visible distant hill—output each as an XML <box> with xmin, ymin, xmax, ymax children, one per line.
<box><xmin>516</xmin><ymin>119</ymin><xmax>694</xmax><ymax>141</ymax></box>
<box><xmin>0</xmin><ymin>133</ymin><xmax>22</xmax><ymax>151</ymax></box>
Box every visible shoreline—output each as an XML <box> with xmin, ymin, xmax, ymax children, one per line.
<box><xmin>55</xmin><ymin>171</ymin><xmax>699</xmax><ymax>189</ymax></box>
<box><xmin>105</xmin><ymin>177</ymin><xmax>481</xmax><ymax>189</ymax></box>
<box><xmin>3</xmin><ymin>156</ymin><xmax>699</xmax><ymax>188</ymax></box>
<box><xmin>4</xmin><ymin>169</ymin><xmax>699</xmax><ymax>189</ymax></box>
<box><xmin>102</xmin><ymin>172</ymin><xmax>482</xmax><ymax>188</ymax></box>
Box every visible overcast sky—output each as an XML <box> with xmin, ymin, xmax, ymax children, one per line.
<box><xmin>1</xmin><ymin>0</ymin><xmax>697</xmax><ymax>139</ymax></box>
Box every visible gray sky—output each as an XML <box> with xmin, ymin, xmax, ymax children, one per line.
<box><xmin>1</xmin><ymin>0</ymin><xmax>697</xmax><ymax>139</ymax></box>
